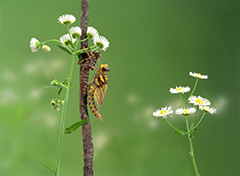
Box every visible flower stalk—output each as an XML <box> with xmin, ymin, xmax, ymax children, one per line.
<box><xmin>153</xmin><ymin>71</ymin><xmax>217</xmax><ymax>176</ymax></box>
<box><xmin>56</xmin><ymin>55</ymin><xmax>75</xmax><ymax>176</ymax></box>
<box><xmin>185</xmin><ymin>116</ymin><xmax>199</xmax><ymax>176</ymax></box>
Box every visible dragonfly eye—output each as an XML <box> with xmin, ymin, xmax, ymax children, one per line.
<box><xmin>102</xmin><ymin>67</ymin><xmax>110</xmax><ymax>72</ymax></box>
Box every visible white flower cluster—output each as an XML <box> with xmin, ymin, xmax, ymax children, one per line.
<box><xmin>30</xmin><ymin>14</ymin><xmax>110</xmax><ymax>53</ymax></box>
<box><xmin>153</xmin><ymin>71</ymin><xmax>216</xmax><ymax>119</ymax></box>
<box><xmin>58</xmin><ymin>14</ymin><xmax>110</xmax><ymax>51</ymax></box>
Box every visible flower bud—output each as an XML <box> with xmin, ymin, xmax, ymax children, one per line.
<box><xmin>51</xmin><ymin>99</ymin><xmax>60</xmax><ymax>111</ymax></box>
<box><xmin>42</xmin><ymin>45</ymin><xmax>51</xmax><ymax>53</ymax></box>
<box><xmin>51</xmin><ymin>80</ymin><xmax>59</xmax><ymax>86</ymax></box>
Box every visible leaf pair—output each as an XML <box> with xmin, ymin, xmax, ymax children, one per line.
<box><xmin>64</xmin><ymin>119</ymin><xmax>89</xmax><ymax>134</ymax></box>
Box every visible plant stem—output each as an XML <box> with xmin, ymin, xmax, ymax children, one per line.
<box><xmin>165</xmin><ymin>118</ymin><xmax>187</xmax><ymax>134</ymax></box>
<box><xmin>55</xmin><ymin>55</ymin><xmax>75</xmax><ymax>176</ymax></box>
<box><xmin>185</xmin><ymin>78</ymin><xmax>198</xmax><ymax>104</ymax></box>
<box><xmin>80</xmin><ymin>1</ymin><xmax>95</xmax><ymax>176</ymax></box>
<box><xmin>42</xmin><ymin>39</ymin><xmax>73</xmax><ymax>54</ymax></box>
<box><xmin>193</xmin><ymin>106</ymin><xmax>199</xmax><ymax>127</ymax></box>
<box><xmin>179</xmin><ymin>94</ymin><xmax>185</xmax><ymax>108</ymax></box>
<box><xmin>193</xmin><ymin>112</ymin><xmax>206</xmax><ymax>130</ymax></box>
<box><xmin>185</xmin><ymin>116</ymin><xmax>199</xmax><ymax>176</ymax></box>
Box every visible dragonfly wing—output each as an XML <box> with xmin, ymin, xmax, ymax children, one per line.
<box><xmin>94</xmin><ymin>84</ymin><xmax>108</xmax><ymax>110</ymax></box>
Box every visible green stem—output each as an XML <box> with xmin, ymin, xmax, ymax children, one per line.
<box><xmin>55</xmin><ymin>55</ymin><xmax>76</xmax><ymax>176</ymax></box>
<box><xmin>165</xmin><ymin>118</ymin><xmax>187</xmax><ymax>134</ymax></box>
<box><xmin>35</xmin><ymin>160</ymin><xmax>56</xmax><ymax>175</ymax></box>
<box><xmin>74</xmin><ymin>45</ymin><xmax>99</xmax><ymax>55</ymax></box>
<box><xmin>185</xmin><ymin>116</ymin><xmax>199</xmax><ymax>176</ymax></box>
<box><xmin>179</xmin><ymin>94</ymin><xmax>185</xmax><ymax>108</ymax></box>
<box><xmin>79</xmin><ymin>36</ymin><xmax>89</xmax><ymax>42</ymax></box>
<box><xmin>193</xmin><ymin>106</ymin><xmax>199</xmax><ymax>128</ymax></box>
<box><xmin>185</xmin><ymin>78</ymin><xmax>198</xmax><ymax>104</ymax></box>
<box><xmin>74</xmin><ymin>38</ymin><xmax>79</xmax><ymax>53</ymax></box>
<box><xmin>42</xmin><ymin>39</ymin><xmax>73</xmax><ymax>54</ymax></box>
<box><xmin>193</xmin><ymin>112</ymin><xmax>206</xmax><ymax>130</ymax></box>
<box><xmin>67</xmin><ymin>25</ymin><xmax>73</xmax><ymax>44</ymax></box>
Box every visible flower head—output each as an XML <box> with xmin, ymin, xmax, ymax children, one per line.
<box><xmin>70</xmin><ymin>26</ymin><xmax>81</xmax><ymax>38</ymax></box>
<box><xmin>30</xmin><ymin>38</ymin><xmax>40</xmax><ymax>52</ymax></box>
<box><xmin>94</xmin><ymin>36</ymin><xmax>110</xmax><ymax>51</ymax></box>
<box><xmin>87</xmin><ymin>27</ymin><xmax>99</xmax><ymax>39</ymax></box>
<box><xmin>58</xmin><ymin>14</ymin><xmax>76</xmax><ymax>25</ymax></box>
<box><xmin>189</xmin><ymin>71</ymin><xmax>208</xmax><ymax>79</ymax></box>
<box><xmin>199</xmin><ymin>106</ymin><xmax>217</xmax><ymax>114</ymax></box>
<box><xmin>153</xmin><ymin>106</ymin><xmax>173</xmax><ymax>119</ymax></box>
<box><xmin>175</xmin><ymin>107</ymin><xmax>196</xmax><ymax>116</ymax></box>
<box><xmin>188</xmin><ymin>95</ymin><xmax>211</xmax><ymax>106</ymax></box>
<box><xmin>59</xmin><ymin>34</ymin><xmax>76</xmax><ymax>46</ymax></box>
<box><xmin>170</xmin><ymin>86</ymin><xmax>190</xmax><ymax>94</ymax></box>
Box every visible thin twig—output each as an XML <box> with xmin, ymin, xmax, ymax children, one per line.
<box><xmin>79</xmin><ymin>0</ymin><xmax>94</xmax><ymax>176</ymax></box>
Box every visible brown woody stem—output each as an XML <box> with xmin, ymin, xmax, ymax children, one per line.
<box><xmin>80</xmin><ymin>0</ymin><xmax>94</xmax><ymax>176</ymax></box>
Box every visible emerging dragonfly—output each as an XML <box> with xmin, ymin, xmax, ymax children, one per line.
<box><xmin>88</xmin><ymin>63</ymin><xmax>110</xmax><ymax>121</ymax></box>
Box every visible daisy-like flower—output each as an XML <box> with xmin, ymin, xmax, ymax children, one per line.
<box><xmin>30</xmin><ymin>38</ymin><xmax>40</xmax><ymax>52</ymax></box>
<box><xmin>70</xmin><ymin>26</ymin><xmax>81</xmax><ymax>38</ymax></box>
<box><xmin>169</xmin><ymin>86</ymin><xmax>190</xmax><ymax>94</ymax></box>
<box><xmin>59</xmin><ymin>34</ymin><xmax>76</xmax><ymax>46</ymax></box>
<box><xmin>188</xmin><ymin>95</ymin><xmax>211</xmax><ymax>106</ymax></box>
<box><xmin>189</xmin><ymin>71</ymin><xmax>208</xmax><ymax>79</ymax></box>
<box><xmin>175</xmin><ymin>107</ymin><xmax>196</xmax><ymax>116</ymax></box>
<box><xmin>58</xmin><ymin>14</ymin><xmax>76</xmax><ymax>25</ymax></box>
<box><xmin>199</xmin><ymin>106</ymin><xmax>217</xmax><ymax>114</ymax></box>
<box><xmin>153</xmin><ymin>106</ymin><xmax>173</xmax><ymax>119</ymax></box>
<box><xmin>94</xmin><ymin>36</ymin><xmax>110</xmax><ymax>51</ymax></box>
<box><xmin>87</xmin><ymin>27</ymin><xmax>99</xmax><ymax>39</ymax></box>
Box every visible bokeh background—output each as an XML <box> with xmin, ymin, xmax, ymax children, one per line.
<box><xmin>1</xmin><ymin>0</ymin><xmax>240</xmax><ymax>175</ymax></box>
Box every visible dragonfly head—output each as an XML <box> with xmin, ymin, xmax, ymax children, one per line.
<box><xmin>100</xmin><ymin>64</ymin><xmax>110</xmax><ymax>72</ymax></box>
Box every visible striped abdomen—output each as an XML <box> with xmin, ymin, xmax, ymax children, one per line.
<box><xmin>88</xmin><ymin>73</ymin><xmax>108</xmax><ymax>121</ymax></box>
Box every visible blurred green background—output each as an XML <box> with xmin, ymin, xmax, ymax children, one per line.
<box><xmin>0</xmin><ymin>0</ymin><xmax>239</xmax><ymax>175</ymax></box>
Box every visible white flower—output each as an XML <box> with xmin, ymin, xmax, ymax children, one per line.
<box><xmin>70</xmin><ymin>26</ymin><xmax>81</xmax><ymax>38</ymax></box>
<box><xmin>87</xmin><ymin>27</ymin><xmax>99</xmax><ymax>39</ymax></box>
<box><xmin>59</xmin><ymin>34</ymin><xmax>76</xmax><ymax>46</ymax></box>
<box><xmin>189</xmin><ymin>71</ymin><xmax>208</xmax><ymax>79</ymax></box>
<box><xmin>94</xmin><ymin>36</ymin><xmax>110</xmax><ymax>51</ymax></box>
<box><xmin>170</xmin><ymin>86</ymin><xmax>190</xmax><ymax>94</ymax></box>
<box><xmin>199</xmin><ymin>106</ymin><xmax>217</xmax><ymax>114</ymax></box>
<box><xmin>175</xmin><ymin>107</ymin><xmax>196</xmax><ymax>115</ymax></box>
<box><xmin>188</xmin><ymin>95</ymin><xmax>211</xmax><ymax>106</ymax></box>
<box><xmin>30</xmin><ymin>38</ymin><xmax>40</xmax><ymax>52</ymax></box>
<box><xmin>153</xmin><ymin>106</ymin><xmax>173</xmax><ymax>119</ymax></box>
<box><xmin>58</xmin><ymin>14</ymin><xmax>76</xmax><ymax>25</ymax></box>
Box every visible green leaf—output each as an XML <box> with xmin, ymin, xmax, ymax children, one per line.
<box><xmin>174</xmin><ymin>131</ymin><xmax>186</xmax><ymax>135</ymax></box>
<box><xmin>57</xmin><ymin>44</ymin><xmax>72</xmax><ymax>55</ymax></box>
<box><xmin>64</xmin><ymin>119</ymin><xmax>89</xmax><ymax>134</ymax></box>
<box><xmin>35</xmin><ymin>160</ymin><xmax>56</xmax><ymax>175</ymax></box>
<box><xmin>42</xmin><ymin>85</ymin><xmax>56</xmax><ymax>88</ymax></box>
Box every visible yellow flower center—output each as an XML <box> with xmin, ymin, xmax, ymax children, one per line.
<box><xmin>159</xmin><ymin>110</ymin><xmax>167</xmax><ymax>115</ymax></box>
<box><xmin>197</xmin><ymin>73</ymin><xmax>202</xmax><ymax>77</ymax></box>
<box><xmin>183</xmin><ymin>109</ymin><xmax>189</xmax><ymax>114</ymax></box>
<box><xmin>176</xmin><ymin>87</ymin><xmax>183</xmax><ymax>91</ymax></box>
<box><xmin>195</xmin><ymin>99</ymin><xmax>203</xmax><ymax>104</ymax></box>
